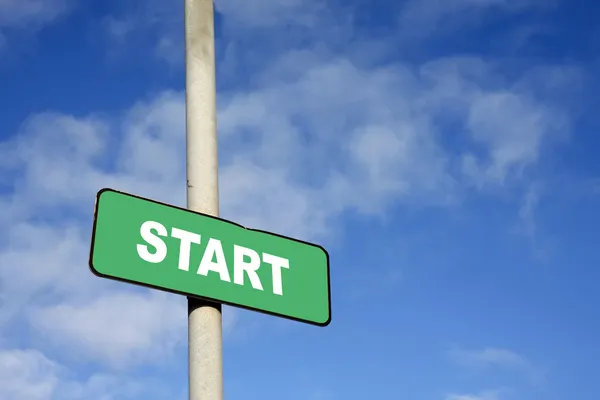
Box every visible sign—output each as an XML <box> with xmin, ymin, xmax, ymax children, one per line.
<box><xmin>89</xmin><ymin>188</ymin><xmax>331</xmax><ymax>326</ymax></box>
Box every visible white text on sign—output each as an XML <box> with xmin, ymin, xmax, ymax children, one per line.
<box><xmin>136</xmin><ymin>221</ymin><xmax>290</xmax><ymax>295</ymax></box>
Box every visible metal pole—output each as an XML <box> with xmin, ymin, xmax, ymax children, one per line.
<box><xmin>184</xmin><ymin>0</ymin><xmax>223</xmax><ymax>399</ymax></box>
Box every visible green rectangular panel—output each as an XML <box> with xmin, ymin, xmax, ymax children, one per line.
<box><xmin>89</xmin><ymin>188</ymin><xmax>331</xmax><ymax>326</ymax></box>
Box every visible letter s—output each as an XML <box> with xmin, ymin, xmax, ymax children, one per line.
<box><xmin>137</xmin><ymin>221</ymin><xmax>168</xmax><ymax>263</ymax></box>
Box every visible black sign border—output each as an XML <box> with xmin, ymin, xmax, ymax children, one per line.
<box><xmin>89</xmin><ymin>188</ymin><xmax>332</xmax><ymax>327</ymax></box>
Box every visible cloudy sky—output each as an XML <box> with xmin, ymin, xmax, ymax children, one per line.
<box><xmin>1</xmin><ymin>0</ymin><xmax>599</xmax><ymax>399</ymax></box>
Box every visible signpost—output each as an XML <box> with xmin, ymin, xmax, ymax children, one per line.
<box><xmin>88</xmin><ymin>1</ymin><xmax>330</xmax><ymax>397</ymax></box>
<box><xmin>89</xmin><ymin>188</ymin><xmax>332</xmax><ymax>326</ymax></box>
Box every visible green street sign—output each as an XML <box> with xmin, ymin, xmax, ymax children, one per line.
<box><xmin>89</xmin><ymin>189</ymin><xmax>331</xmax><ymax>326</ymax></box>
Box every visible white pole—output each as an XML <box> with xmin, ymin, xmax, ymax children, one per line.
<box><xmin>184</xmin><ymin>0</ymin><xmax>223</xmax><ymax>399</ymax></box>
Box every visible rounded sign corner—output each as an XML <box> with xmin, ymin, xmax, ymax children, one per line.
<box><xmin>96</xmin><ymin>187</ymin><xmax>117</xmax><ymax>198</ymax></box>
<box><xmin>315</xmin><ymin>313</ymin><xmax>332</xmax><ymax>327</ymax></box>
<box><xmin>88</xmin><ymin>258</ymin><xmax>106</xmax><ymax>279</ymax></box>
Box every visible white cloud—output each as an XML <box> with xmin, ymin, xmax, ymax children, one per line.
<box><xmin>0</xmin><ymin>223</ymin><xmax>97</xmax><ymax>322</ymax></box>
<box><xmin>0</xmin><ymin>349</ymin><xmax>59</xmax><ymax>400</ymax></box>
<box><xmin>214</xmin><ymin>0</ymin><xmax>324</xmax><ymax>28</ymax></box>
<box><xmin>451</xmin><ymin>346</ymin><xmax>529</xmax><ymax>368</ymax></box>
<box><xmin>221</xmin><ymin>53</ymin><xmax>575</xmax><ymax>209</ymax></box>
<box><xmin>399</xmin><ymin>0</ymin><xmax>554</xmax><ymax>36</ymax></box>
<box><xmin>462</xmin><ymin>91</ymin><xmax>564</xmax><ymax>186</ymax></box>
<box><xmin>446</xmin><ymin>390</ymin><xmax>502</xmax><ymax>400</ymax></box>
<box><xmin>0</xmin><ymin>221</ymin><xmax>188</xmax><ymax>369</ymax></box>
<box><xmin>30</xmin><ymin>291</ymin><xmax>186</xmax><ymax>368</ymax></box>
<box><xmin>0</xmin><ymin>349</ymin><xmax>177</xmax><ymax>400</ymax></box>
<box><xmin>449</xmin><ymin>346</ymin><xmax>544</xmax><ymax>384</ymax></box>
<box><xmin>0</xmin><ymin>93</ymin><xmax>189</xmax><ymax>367</ymax></box>
<box><xmin>218</xmin><ymin>54</ymin><xmax>457</xmax><ymax>226</ymax></box>
<box><xmin>101</xmin><ymin>0</ymin><xmax>183</xmax><ymax>64</ymax></box>
<box><xmin>0</xmin><ymin>41</ymin><xmax>575</xmax><ymax>374</ymax></box>
<box><xmin>0</xmin><ymin>0</ymin><xmax>71</xmax><ymax>28</ymax></box>
<box><xmin>2</xmin><ymin>91</ymin><xmax>186</xmax><ymax>213</ymax></box>
<box><xmin>419</xmin><ymin>57</ymin><xmax>572</xmax><ymax>188</ymax></box>
<box><xmin>102</xmin><ymin>0</ymin><xmax>346</xmax><ymax>64</ymax></box>
<box><xmin>517</xmin><ymin>183</ymin><xmax>541</xmax><ymax>242</ymax></box>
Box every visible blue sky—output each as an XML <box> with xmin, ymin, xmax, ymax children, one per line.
<box><xmin>1</xmin><ymin>0</ymin><xmax>600</xmax><ymax>399</ymax></box>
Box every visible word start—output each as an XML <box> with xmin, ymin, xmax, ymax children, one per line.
<box><xmin>136</xmin><ymin>221</ymin><xmax>290</xmax><ymax>295</ymax></box>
